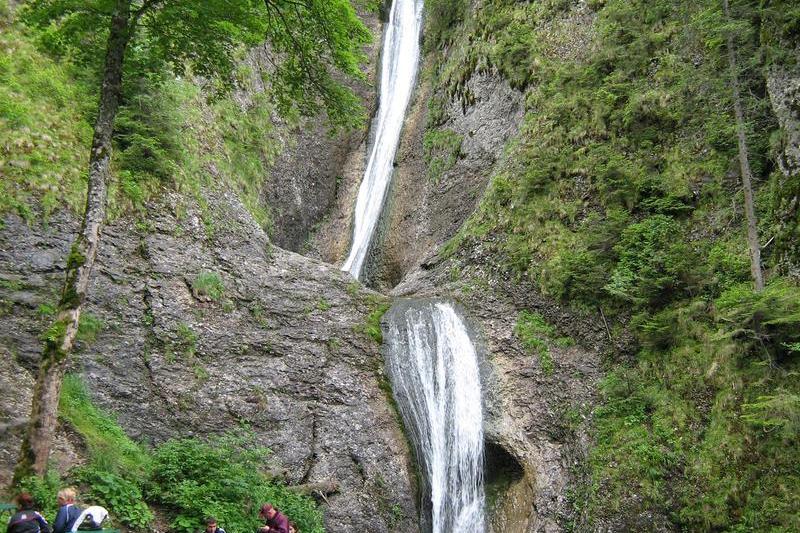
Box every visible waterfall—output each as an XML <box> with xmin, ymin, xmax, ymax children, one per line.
<box><xmin>342</xmin><ymin>0</ymin><xmax>424</xmax><ymax>279</ymax></box>
<box><xmin>385</xmin><ymin>300</ymin><xmax>486</xmax><ymax>533</ymax></box>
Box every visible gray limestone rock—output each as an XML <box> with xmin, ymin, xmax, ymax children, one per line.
<box><xmin>0</xmin><ymin>189</ymin><xmax>417</xmax><ymax>533</ymax></box>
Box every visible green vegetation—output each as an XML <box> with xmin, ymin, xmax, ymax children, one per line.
<box><xmin>192</xmin><ymin>272</ymin><xmax>225</xmax><ymax>302</ymax></box>
<box><xmin>432</xmin><ymin>0</ymin><xmax>800</xmax><ymax>529</ymax></box>
<box><xmin>422</xmin><ymin>128</ymin><xmax>462</xmax><ymax>184</ymax></box>
<box><xmin>513</xmin><ymin>310</ymin><xmax>573</xmax><ymax>376</ymax></box>
<box><xmin>59</xmin><ymin>375</ymin><xmax>150</xmax><ymax>476</ymax></box>
<box><xmin>18</xmin><ymin>375</ymin><xmax>325</xmax><ymax>532</ymax></box>
<box><xmin>358</xmin><ymin>296</ymin><xmax>391</xmax><ymax>344</ymax></box>
<box><xmin>0</xmin><ymin>0</ymin><xmax>373</xmax><ymax>228</ymax></box>
<box><xmin>76</xmin><ymin>313</ymin><xmax>103</xmax><ymax>344</ymax></box>
<box><xmin>174</xmin><ymin>322</ymin><xmax>198</xmax><ymax>358</ymax></box>
<box><xmin>0</xmin><ymin>16</ymin><xmax>93</xmax><ymax>220</ymax></box>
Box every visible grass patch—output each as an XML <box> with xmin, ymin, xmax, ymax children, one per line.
<box><xmin>358</xmin><ymin>296</ymin><xmax>391</xmax><ymax>344</ymax></box>
<box><xmin>192</xmin><ymin>272</ymin><xmax>225</xmax><ymax>302</ymax></box>
<box><xmin>513</xmin><ymin>310</ymin><xmax>570</xmax><ymax>376</ymax></box>
<box><xmin>423</xmin><ymin>128</ymin><xmax>462</xmax><ymax>184</ymax></box>
<box><xmin>59</xmin><ymin>375</ymin><xmax>150</xmax><ymax>477</ymax></box>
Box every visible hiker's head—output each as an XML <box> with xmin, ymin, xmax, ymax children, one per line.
<box><xmin>259</xmin><ymin>504</ymin><xmax>276</xmax><ymax>520</ymax></box>
<box><xmin>57</xmin><ymin>487</ymin><xmax>76</xmax><ymax>505</ymax></box>
<box><xmin>16</xmin><ymin>493</ymin><xmax>35</xmax><ymax>510</ymax></box>
<box><xmin>204</xmin><ymin>517</ymin><xmax>218</xmax><ymax>532</ymax></box>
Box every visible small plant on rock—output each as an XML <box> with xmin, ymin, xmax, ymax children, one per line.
<box><xmin>192</xmin><ymin>272</ymin><xmax>225</xmax><ymax>302</ymax></box>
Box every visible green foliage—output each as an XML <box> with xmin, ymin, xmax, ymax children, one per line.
<box><xmin>73</xmin><ymin>468</ymin><xmax>154</xmax><ymax>530</ymax></box>
<box><xmin>192</xmin><ymin>272</ymin><xmax>225</xmax><ymax>301</ymax></box>
<box><xmin>715</xmin><ymin>279</ymin><xmax>800</xmax><ymax>361</ymax></box>
<box><xmin>423</xmin><ymin>128</ymin><xmax>462</xmax><ymax>184</ymax></box>
<box><xmin>76</xmin><ymin>312</ymin><xmax>103</xmax><ymax>344</ymax></box>
<box><xmin>604</xmin><ymin>215</ymin><xmax>696</xmax><ymax>306</ymax></box>
<box><xmin>59</xmin><ymin>375</ymin><xmax>151</xmax><ymax>478</ymax></box>
<box><xmin>424</xmin><ymin>0</ymin><xmax>469</xmax><ymax>51</ymax></box>
<box><xmin>434</xmin><ymin>0</ymin><xmax>797</xmax><ymax>529</ymax></box>
<box><xmin>0</xmin><ymin>20</ymin><xmax>92</xmax><ymax>219</ymax></box>
<box><xmin>55</xmin><ymin>377</ymin><xmax>323</xmax><ymax>533</ymax></box>
<box><xmin>359</xmin><ymin>298</ymin><xmax>391</xmax><ymax>344</ymax></box>
<box><xmin>174</xmin><ymin>322</ymin><xmax>198</xmax><ymax>358</ymax></box>
<box><xmin>5</xmin><ymin>0</ymin><xmax>374</xmax><ymax>221</ymax></box>
<box><xmin>22</xmin><ymin>0</ymin><xmax>372</xmax><ymax>129</ymax></box>
<box><xmin>514</xmin><ymin>310</ymin><xmax>567</xmax><ymax>376</ymax></box>
<box><xmin>147</xmin><ymin>435</ymin><xmax>324</xmax><ymax>533</ymax></box>
<box><xmin>15</xmin><ymin>471</ymin><xmax>62</xmax><ymax>521</ymax></box>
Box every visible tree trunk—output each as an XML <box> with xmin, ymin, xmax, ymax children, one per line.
<box><xmin>723</xmin><ymin>0</ymin><xmax>765</xmax><ymax>292</ymax></box>
<box><xmin>13</xmin><ymin>0</ymin><xmax>133</xmax><ymax>483</ymax></box>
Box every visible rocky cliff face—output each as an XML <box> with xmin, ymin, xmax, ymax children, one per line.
<box><xmin>369</xmin><ymin>66</ymin><xmax>524</xmax><ymax>289</ymax></box>
<box><xmin>390</xmin><ymin>243</ymin><xmax>612</xmax><ymax>532</ymax></box>
<box><xmin>0</xmin><ymin>188</ymin><xmax>418</xmax><ymax>532</ymax></box>
<box><xmin>262</xmin><ymin>7</ymin><xmax>382</xmax><ymax>254</ymax></box>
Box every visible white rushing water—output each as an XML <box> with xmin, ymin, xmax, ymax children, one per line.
<box><xmin>385</xmin><ymin>301</ymin><xmax>486</xmax><ymax>533</ymax></box>
<box><xmin>342</xmin><ymin>0</ymin><xmax>424</xmax><ymax>279</ymax></box>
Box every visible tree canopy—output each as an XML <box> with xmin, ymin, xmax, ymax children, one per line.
<box><xmin>21</xmin><ymin>0</ymin><xmax>372</xmax><ymax>127</ymax></box>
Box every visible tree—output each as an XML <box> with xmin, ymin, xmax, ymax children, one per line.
<box><xmin>722</xmin><ymin>0</ymin><xmax>764</xmax><ymax>292</ymax></box>
<box><xmin>13</xmin><ymin>0</ymin><xmax>370</xmax><ymax>482</ymax></box>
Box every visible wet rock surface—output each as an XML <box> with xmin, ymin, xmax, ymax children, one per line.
<box><xmin>391</xmin><ymin>242</ymin><xmax>613</xmax><ymax>533</ymax></box>
<box><xmin>0</xmin><ymin>189</ymin><xmax>417</xmax><ymax>533</ymax></box>
<box><xmin>369</xmin><ymin>67</ymin><xmax>524</xmax><ymax>289</ymax></box>
<box><xmin>264</xmin><ymin>7</ymin><xmax>382</xmax><ymax>254</ymax></box>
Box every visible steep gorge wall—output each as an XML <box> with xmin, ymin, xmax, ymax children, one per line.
<box><xmin>261</xmin><ymin>7</ymin><xmax>383</xmax><ymax>253</ymax></box>
<box><xmin>0</xmin><ymin>189</ymin><xmax>418</xmax><ymax>532</ymax></box>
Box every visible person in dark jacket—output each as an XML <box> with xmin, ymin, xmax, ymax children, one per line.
<box><xmin>203</xmin><ymin>517</ymin><xmax>225</xmax><ymax>533</ymax></box>
<box><xmin>6</xmin><ymin>493</ymin><xmax>50</xmax><ymax>533</ymax></box>
<box><xmin>257</xmin><ymin>504</ymin><xmax>289</xmax><ymax>533</ymax></box>
<box><xmin>52</xmin><ymin>488</ymin><xmax>81</xmax><ymax>533</ymax></box>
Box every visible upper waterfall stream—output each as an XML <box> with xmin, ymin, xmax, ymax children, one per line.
<box><xmin>342</xmin><ymin>0</ymin><xmax>424</xmax><ymax>279</ymax></box>
<box><xmin>385</xmin><ymin>300</ymin><xmax>487</xmax><ymax>532</ymax></box>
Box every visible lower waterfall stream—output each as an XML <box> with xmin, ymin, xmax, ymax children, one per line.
<box><xmin>385</xmin><ymin>300</ymin><xmax>487</xmax><ymax>532</ymax></box>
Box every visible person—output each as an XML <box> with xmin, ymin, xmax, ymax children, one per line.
<box><xmin>52</xmin><ymin>489</ymin><xmax>81</xmax><ymax>533</ymax></box>
<box><xmin>6</xmin><ymin>493</ymin><xmax>50</xmax><ymax>533</ymax></box>
<box><xmin>203</xmin><ymin>517</ymin><xmax>225</xmax><ymax>533</ymax></box>
<box><xmin>257</xmin><ymin>504</ymin><xmax>289</xmax><ymax>533</ymax></box>
<box><xmin>69</xmin><ymin>506</ymin><xmax>107</xmax><ymax>532</ymax></box>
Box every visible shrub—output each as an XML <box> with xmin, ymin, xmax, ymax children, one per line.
<box><xmin>73</xmin><ymin>468</ymin><xmax>153</xmax><ymax>530</ymax></box>
<box><xmin>147</xmin><ymin>435</ymin><xmax>324</xmax><ymax>533</ymax></box>
<box><xmin>15</xmin><ymin>471</ymin><xmax>62</xmax><ymax>521</ymax></box>
<box><xmin>605</xmin><ymin>215</ymin><xmax>696</xmax><ymax>307</ymax></box>
<box><xmin>714</xmin><ymin>279</ymin><xmax>800</xmax><ymax>362</ymax></box>
<box><xmin>192</xmin><ymin>272</ymin><xmax>225</xmax><ymax>301</ymax></box>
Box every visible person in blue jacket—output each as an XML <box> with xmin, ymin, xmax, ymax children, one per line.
<box><xmin>6</xmin><ymin>493</ymin><xmax>50</xmax><ymax>533</ymax></box>
<box><xmin>52</xmin><ymin>489</ymin><xmax>81</xmax><ymax>533</ymax></box>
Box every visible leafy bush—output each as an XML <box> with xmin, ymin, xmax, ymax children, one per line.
<box><xmin>16</xmin><ymin>471</ymin><xmax>62</xmax><ymax>521</ymax></box>
<box><xmin>148</xmin><ymin>435</ymin><xmax>324</xmax><ymax>533</ymax></box>
<box><xmin>605</xmin><ymin>215</ymin><xmax>697</xmax><ymax>307</ymax></box>
<box><xmin>715</xmin><ymin>279</ymin><xmax>800</xmax><ymax>361</ymax></box>
<box><xmin>73</xmin><ymin>468</ymin><xmax>153</xmax><ymax>530</ymax></box>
